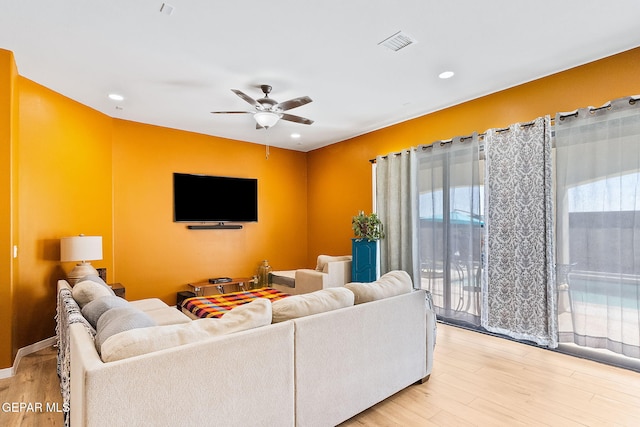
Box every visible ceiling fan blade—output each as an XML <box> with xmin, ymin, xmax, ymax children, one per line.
<box><xmin>256</xmin><ymin>123</ymin><xmax>264</xmax><ymax>130</ymax></box>
<box><xmin>275</xmin><ymin>96</ymin><xmax>312</xmax><ymax>111</ymax></box>
<box><xmin>231</xmin><ymin>89</ymin><xmax>261</xmax><ymax>108</ymax></box>
<box><xmin>281</xmin><ymin>113</ymin><xmax>314</xmax><ymax>125</ymax></box>
<box><xmin>210</xmin><ymin>111</ymin><xmax>253</xmax><ymax>114</ymax></box>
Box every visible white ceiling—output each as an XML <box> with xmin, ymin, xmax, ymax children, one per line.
<box><xmin>2</xmin><ymin>1</ymin><xmax>640</xmax><ymax>152</ymax></box>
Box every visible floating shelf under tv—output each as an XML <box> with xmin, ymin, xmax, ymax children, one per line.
<box><xmin>186</xmin><ymin>223</ymin><xmax>243</xmax><ymax>230</ymax></box>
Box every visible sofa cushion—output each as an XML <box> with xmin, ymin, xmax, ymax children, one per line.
<box><xmin>100</xmin><ymin>298</ymin><xmax>272</xmax><ymax>362</ymax></box>
<box><xmin>82</xmin><ymin>295</ymin><xmax>131</xmax><ymax>328</ymax></box>
<box><xmin>345</xmin><ymin>270</ymin><xmax>413</xmax><ymax>304</ymax></box>
<box><xmin>95</xmin><ymin>306</ymin><xmax>157</xmax><ymax>353</ymax></box>
<box><xmin>129</xmin><ymin>298</ymin><xmax>170</xmax><ymax>311</ymax></box>
<box><xmin>79</xmin><ymin>274</ymin><xmax>112</xmax><ymax>289</ymax></box>
<box><xmin>315</xmin><ymin>255</ymin><xmax>351</xmax><ymax>273</ymax></box>
<box><xmin>271</xmin><ymin>287</ymin><xmax>354</xmax><ymax>323</ymax></box>
<box><xmin>72</xmin><ymin>279</ymin><xmax>115</xmax><ymax>308</ymax></box>
<box><xmin>197</xmin><ymin>297</ymin><xmax>272</xmax><ymax>334</ymax></box>
<box><xmin>144</xmin><ymin>307</ymin><xmax>192</xmax><ymax>326</ymax></box>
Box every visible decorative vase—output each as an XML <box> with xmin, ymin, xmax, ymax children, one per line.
<box><xmin>249</xmin><ymin>275</ymin><xmax>259</xmax><ymax>290</ymax></box>
<box><xmin>257</xmin><ymin>260</ymin><xmax>272</xmax><ymax>288</ymax></box>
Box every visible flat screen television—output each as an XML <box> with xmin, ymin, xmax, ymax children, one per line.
<box><xmin>173</xmin><ymin>173</ymin><xmax>258</xmax><ymax>223</ymax></box>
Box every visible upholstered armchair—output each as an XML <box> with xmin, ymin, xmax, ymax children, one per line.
<box><xmin>271</xmin><ymin>255</ymin><xmax>352</xmax><ymax>295</ymax></box>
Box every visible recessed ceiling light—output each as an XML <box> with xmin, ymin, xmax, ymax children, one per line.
<box><xmin>108</xmin><ymin>93</ymin><xmax>124</xmax><ymax>101</ymax></box>
<box><xmin>291</xmin><ymin>133</ymin><xmax>301</xmax><ymax>139</ymax></box>
<box><xmin>438</xmin><ymin>71</ymin><xmax>455</xmax><ymax>79</ymax></box>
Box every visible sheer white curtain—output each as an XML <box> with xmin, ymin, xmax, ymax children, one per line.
<box><xmin>375</xmin><ymin>150</ymin><xmax>419</xmax><ymax>284</ymax></box>
<box><xmin>482</xmin><ymin>117</ymin><xmax>557</xmax><ymax>347</ymax></box>
<box><xmin>417</xmin><ymin>135</ymin><xmax>483</xmax><ymax>325</ymax></box>
<box><xmin>555</xmin><ymin>96</ymin><xmax>640</xmax><ymax>358</ymax></box>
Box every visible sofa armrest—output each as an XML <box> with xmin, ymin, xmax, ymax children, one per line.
<box><xmin>70</xmin><ymin>324</ymin><xmax>105</xmax><ymax>427</ymax></box>
<box><xmin>294</xmin><ymin>269</ymin><xmax>327</xmax><ymax>294</ymax></box>
<box><xmin>293</xmin><ymin>290</ymin><xmax>428</xmax><ymax>426</ymax></box>
<box><xmin>325</xmin><ymin>260</ymin><xmax>352</xmax><ymax>288</ymax></box>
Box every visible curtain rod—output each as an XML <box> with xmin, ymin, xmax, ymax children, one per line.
<box><xmin>369</xmin><ymin>118</ymin><xmax>555</xmax><ymax>163</ymax></box>
<box><xmin>370</xmin><ymin>149</ymin><xmax>413</xmax><ymax>163</ymax></box>
<box><xmin>557</xmin><ymin>103</ymin><xmax>613</xmax><ymax>121</ymax></box>
<box><xmin>557</xmin><ymin>97</ymin><xmax>639</xmax><ymax>121</ymax></box>
<box><xmin>370</xmin><ymin>95</ymin><xmax>640</xmax><ymax>164</ymax></box>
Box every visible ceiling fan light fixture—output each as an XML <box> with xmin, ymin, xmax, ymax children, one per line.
<box><xmin>254</xmin><ymin>111</ymin><xmax>280</xmax><ymax>128</ymax></box>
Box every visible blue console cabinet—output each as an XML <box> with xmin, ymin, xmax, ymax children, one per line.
<box><xmin>351</xmin><ymin>238</ymin><xmax>377</xmax><ymax>283</ymax></box>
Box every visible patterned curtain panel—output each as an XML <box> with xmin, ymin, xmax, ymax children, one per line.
<box><xmin>375</xmin><ymin>150</ymin><xmax>419</xmax><ymax>284</ymax></box>
<box><xmin>555</xmin><ymin>97</ymin><xmax>640</xmax><ymax>358</ymax></box>
<box><xmin>482</xmin><ymin>117</ymin><xmax>557</xmax><ymax>347</ymax></box>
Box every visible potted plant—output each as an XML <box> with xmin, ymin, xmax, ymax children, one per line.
<box><xmin>351</xmin><ymin>210</ymin><xmax>384</xmax><ymax>241</ymax></box>
<box><xmin>351</xmin><ymin>211</ymin><xmax>384</xmax><ymax>282</ymax></box>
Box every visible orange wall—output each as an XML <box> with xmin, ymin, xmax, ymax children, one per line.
<box><xmin>16</xmin><ymin>77</ymin><xmax>114</xmax><ymax>353</ymax></box>
<box><xmin>111</xmin><ymin>120</ymin><xmax>308</xmax><ymax>303</ymax></box>
<box><xmin>307</xmin><ymin>47</ymin><xmax>640</xmax><ymax>264</ymax></box>
<box><xmin>0</xmin><ymin>49</ymin><xmax>18</xmax><ymax>368</ymax></box>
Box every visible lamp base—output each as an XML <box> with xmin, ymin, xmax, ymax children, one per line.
<box><xmin>68</xmin><ymin>262</ymin><xmax>99</xmax><ymax>285</ymax></box>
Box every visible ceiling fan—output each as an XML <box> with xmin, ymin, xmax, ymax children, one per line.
<box><xmin>211</xmin><ymin>84</ymin><xmax>314</xmax><ymax>129</ymax></box>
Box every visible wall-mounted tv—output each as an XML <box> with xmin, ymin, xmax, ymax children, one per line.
<box><xmin>173</xmin><ymin>173</ymin><xmax>258</xmax><ymax>223</ymax></box>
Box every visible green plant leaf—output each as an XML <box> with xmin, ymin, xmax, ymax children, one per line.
<box><xmin>351</xmin><ymin>210</ymin><xmax>384</xmax><ymax>241</ymax></box>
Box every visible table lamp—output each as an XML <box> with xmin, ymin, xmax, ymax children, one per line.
<box><xmin>60</xmin><ymin>235</ymin><xmax>103</xmax><ymax>285</ymax></box>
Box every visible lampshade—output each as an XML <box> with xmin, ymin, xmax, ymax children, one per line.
<box><xmin>254</xmin><ymin>111</ymin><xmax>280</xmax><ymax>128</ymax></box>
<box><xmin>61</xmin><ymin>235</ymin><xmax>103</xmax><ymax>262</ymax></box>
<box><xmin>60</xmin><ymin>235</ymin><xmax>103</xmax><ymax>284</ymax></box>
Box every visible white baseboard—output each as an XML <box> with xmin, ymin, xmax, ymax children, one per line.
<box><xmin>0</xmin><ymin>336</ymin><xmax>56</xmax><ymax>380</ymax></box>
<box><xmin>0</xmin><ymin>366</ymin><xmax>13</xmax><ymax>379</ymax></box>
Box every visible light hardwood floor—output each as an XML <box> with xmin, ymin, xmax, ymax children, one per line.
<box><xmin>341</xmin><ymin>324</ymin><xmax>640</xmax><ymax>426</ymax></box>
<box><xmin>0</xmin><ymin>346</ymin><xmax>63</xmax><ymax>427</ymax></box>
<box><xmin>2</xmin><ymin>323</ymin><xmax>640</xmax><ymax>426</ymax></box>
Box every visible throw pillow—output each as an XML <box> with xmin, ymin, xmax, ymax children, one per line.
<box><xmin>271</xmin><ymin>287</ymin><xmax>354</xmax><ymax>323</ymax></box>
<box><xmin>345</xmin><ymin>270</ymin><xmax>413</xmax><ymax>304</ymax></box>
<box><xmin>72</xmin><ymin>280</ymin><xmax>114</xmax><ymax>308</ymax></box>
<box><xmin>100</xmin><ymin>298</ymin><xmax>272</xmax><ymax>362</ymax></box>
<box><xmin>197</xmin><ymin>297</ymin><xmax>273</xmax><ymax>334</ymax></box>
<box><xmin>81</xmin><ymin>295</ymin><xmax>131</xmax><ymax>328</ymax></box>
<box><xmin>95</xmin><ymin>306</ymin><xmax>156</xmax><ymax>354</ymax></box>
<box><xmin>77</xmin><ymin>274</ymin><xmax>113</xmax><ymax>291</ymax></box>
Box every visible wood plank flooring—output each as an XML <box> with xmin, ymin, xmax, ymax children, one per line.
<box><xmin>0</xmin><ymin>346</ymin><xmax>63</xmax><ymax>427</ymax></box>
<box><xmin>2</xmin><ymin>323</ymin><xmax>640</xmax><ymax>426</ymax></box>
<box><xmin>341</xmin><ymin>324</ymin><xmax>640</xmax><ymax>426</ymax></box>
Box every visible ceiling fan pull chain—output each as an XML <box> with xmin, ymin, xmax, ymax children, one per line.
<box><xmin>265</xmin><ymin>127</ymin><xmax>270</xmax><ymax>160</ymax></box>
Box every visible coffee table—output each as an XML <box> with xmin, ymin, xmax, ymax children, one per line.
<box><xmin>187</xmin><ymin>278</ymin><xmax>251</xmax><ymax>296</ymax></box>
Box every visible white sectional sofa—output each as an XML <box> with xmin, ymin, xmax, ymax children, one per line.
<box><xmin>57</xmin><ymin>271</ymin><xmax>436</xmax><ymax>427</ymax></box>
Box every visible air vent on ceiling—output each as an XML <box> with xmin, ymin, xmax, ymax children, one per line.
<box><xmin>160</xmin><ymin>3</ymin><xmax>174</xmax><ymax>15</ymax></box>
<box><xmin>378</xmin><ymin>31</ymin><xmax>417</xmax><ymax>51</ymax></box>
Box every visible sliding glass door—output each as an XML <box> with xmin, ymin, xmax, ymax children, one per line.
<box><xmin>555</xmin><ymin>98</ymin><xmax>640</xmax><ymax>360</ymax></box>
<box><xmin>417</xmin><ymin>136</ymin><xmax>483</xmax><ymax>326</ymax></box>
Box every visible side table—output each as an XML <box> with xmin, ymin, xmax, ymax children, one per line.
<box><xmin>110</xmin><ymin>283</ymin><xmax>126</xmax><ymax>299</ymax></box>
<box><xmin>187</xmin><ymin>278</ymin><xmax>250</xmax><ymax>296</ymax></box>
<box><xmin>176</xmin><ymin>291</ymin><xmax>196</xmax><ymax>310</ymax></box>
